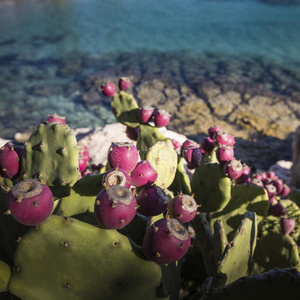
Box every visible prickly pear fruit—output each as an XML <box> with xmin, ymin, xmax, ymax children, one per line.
<box><xmin>102</xmin><ymin>167</ymin><xmax>131</xmax><ymax>189</ymax></box>
<box><xmin>182</xmin><ymin>146</ymin><xmax>202</xmax><ymax>169</ymax></box>
<box><xmin>200</xmin><ymin>137</ymin><xmax>215</xmax><ymax>154</ymax></box>
<box><xmin>125</xmin><ymin>126</ymin><xmax>139</xmax><ymax>141</ymax></box>
<box><xmin>153</xmin><ymin>109</ymin><xmax>171</xmax><ymax>128</ymax></box>
<box><xmin>270</xmin><ymin>202</ymin><xmax>286</xmax><ymax>217</ymax></box>
<box><xmin>142</xmin><ymin>218</ymin><xmax>191</xmax><ymax>264</ymax></box>
<box><xmin>279</xmin><ymin>184</ymin><xmax>290</xmax><ymax>197</ymax></box>
<box><xmin>118</xmin><ymin>77</ymin><xmax>131</xmax><ymax>91</ymax></box>
<box><xmin>138</xmin><ymin>106</ymin><xmax>155</xmax><ymax>124</ymax></box>
<box><xmin>208</xmin><ymin>125</ymin><xmax>222</xmax><ymax>139</ymax></box>
<box><xmin>99</xmin><ymin>81</ymin><xmax>116</xmax><ymax>97</ymax></box>
<box><xmin>0</xmin><ymin>141</ymin><xmax>23</xmax><ymax>180</ymax></box>
<box><xmin>223</xmin><ymin>159</ymin><xmax>243</xmax><ymax>180</ymax></box>
<box><xmin>78</xmin><ymin>155</ymin><xmax>88</xmax><ymax>173</ymax></box>
<box><xmin>235</xmin><ymin>164</ymin><xmax>251</xmax><ymax>184</ymax></box>
<box><xmin>214</xmin><ymin>130</ymin><xmax>235</xmax><ymax>147</ymax></box>
<box><xmin>79</xmin><ymin>145</ymin><xmax>90</xmax><ymax>162</ymax></box>
<box><xmin>46</xmin><ymin>113</ymin><xmax>66</xmax><ymax>125</ymax></box>
<box><xmin>168</xmin><ymin>193</ymin><xmax>198</xmax><ymax>223</ymax></box>
<box><xmin>216</xmin><ymin>145</ymin><xmax>234</xmax><ymax>165</ymax></box>
<box><xmin>280</xmin><ymin>217</ymin><xmax>295</xmax><ymax>236</ymax></box>
<box><xmin>6</xmin><ymin>179</ymin><xmax>54</xmax><ymax>226</ymax></box>
<box><xmin>180</xmin><ymin>139</ymin><xmax>198</xmax><ymax>155</ymax></box>
<box><xmin>94</xmin><ymin>185</ymin><xmax>137</xmax><ymax>229</ymax></box>
<box><xmin>130</xmin><ymin>160</ymin><xmax>158</xmax><ymax>187</ymax></box>
<box><xmin>136</xmin><ymin>185</ymin><xmax>169</xmax><ymax>216</ymax></box>
<box><xmin>107</xmin><ymin>142</ymin><xmax>139</xmax><ymax>173</ymax></box>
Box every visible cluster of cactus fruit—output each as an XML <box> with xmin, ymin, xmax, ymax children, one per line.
<box><xmin>1</xmin><ymin>77</ymin><xmax>300</xmax><ymax>300</ymax></box>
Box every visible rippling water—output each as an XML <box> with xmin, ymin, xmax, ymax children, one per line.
<box><xmin>0</xmin><ymin>0</ymin><xmax>299</xmax><ymax>137</ymax></box>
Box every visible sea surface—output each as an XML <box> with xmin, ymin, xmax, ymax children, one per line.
<box><xmin>0</xmin><ymin>0</ymin><xmax>300</xmax><ymax>138</ymax></box>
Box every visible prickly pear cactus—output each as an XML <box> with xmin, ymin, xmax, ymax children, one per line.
<box><xmin>21</xmin><ymin>123</ymin><xmax>80</xmax><ymax>197</ymax></box>
<box><xmin>146</xmin><ymin>140</ymin><xmax>178</xmax><ymax>189</ymax></box>
<box><xmin>210</xmin><ymin>184</ymin><xmax>269</xmax><ymax>238</ymax></box>
<box><xmin>191</xmin><ymin>163</ymin><xmax>231</xmax><ymax>213</ymax></box>
<box><xmin>211</xmin><ymin>212</ymin><xmax>258</xmax><ymax>288</ymax></box>
<box><xmin>137</xmin><ymin>124</ymin><xmax>167</xmax><ymax>155</ymax></box>
<box><xmin>0</xmin><ymin>260</ymin><xmax>11</xmax><ymax>293</ymax></box>
<box><xmin>8</xmin><ymin>215</ymin><xmax>165</xmax><ymax>300</ymax></box>
<box><xmin>110</xmin><ymin>91</ymin><xmax>140</xmax><ymax>128</ymax></box>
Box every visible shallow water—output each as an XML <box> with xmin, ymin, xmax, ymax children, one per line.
<box><xmin>0</xmin><ymin>0</ymin><xmax>300</xmax><ymax>137</ymax></box>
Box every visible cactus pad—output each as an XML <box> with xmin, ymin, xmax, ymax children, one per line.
<box><xmin>146</xmin><ymin>140</ymin><xmax>178</xmax><ymax>189</ymax></box>
<box><xmin>8</xmin><ymin>215</ymin><xmax>163</xmax><ymax>300</ymax></box>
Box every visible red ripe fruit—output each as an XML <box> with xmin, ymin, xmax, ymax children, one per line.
<box><xmin>47</xmin><ymin>113</ymin><xmax>66</xmax><ymax>125</ymax></box>
<box><xmin>214</xmin><ymin>130</ymin><xmax>235</xmax><ymax>147</ymax></box>
<box><xmin>181</xmin><ymin>146</ymin><xmax>202</xmax><ymax>169</ymax></box>
<box><xmin>99</xmin><ymin>81</ymin><xmax>116</xmax><ymax>97</ymax></box>
<box><xmin>78</xmin><ymin>155</ymin><xmax>88</xmax><ymax>173</ymax></box>
<box><xmin>200</xmin><ymin>137</ymin><xmax>215</xmax><ymax>154</ymax></box>
<box><xmin>0</xmin><ymin>141</ymin><xmax>23</xmax><ymax>180</ymax></box>
<box><xmin>130</xmin><ymin>160</ymin><xmax>158</xmax><ymax>187</ymax></box>
<box><xmin>107</xmin><ymin>142</ymin><xmax>139</xmax><ymax>173</ymax></box>
<box><xmin>223</xmin><ymin>159</ymin><xmax>243</xmax><ymax>180</ymax></box>
<box><xmin>94</xmin><ymin>185</ymin><xmax>137</xmax><ymax>229</ymax></box>
<box><xmin>6</xmin><ymin>179</ymin><xmax>54</xmax><ymax>226</ymax></box>
<box><xmin>118</xmin><ymin>77</ymin><xmax>131</xmax><ymax>91</ymax></box>
<box><xmin>136</xmin><ymin>185</ymin><xmax>169</xmax><ymax>216</ymax></box>
<box><xmin>208</xmin><ymin>125</ymin><xmax>222</xmax><ymax>140</ymax></box>
<box><xmin>142</xmin><ymin>218</ymin><xmax>191</xmax><ymax>264</ymax></box>
<box><xmin>216</xmin><ymin>145</ymin><xmax>234</xmax><ymax>165</ymax></box>
<box><xmin>168</xmin><ymin>194</ymin><xmax>198</xmax><ymax>223</ymax></box>
<box><xmin>235</xmin><ymin>164</ymin><xmax>251</xmax><ymax>184</ymax></box>
<box><xmin>153</xmin><ymin>109</ymin><xmax>171</xmax><ymax>128</ymax></box>
<box><xmin>138</xmin><ymin>106</ymin><xmax>155</xmax><ymax>124</ymax></box>
<box><xmin>280</xmin><ymin>217</ymin><xmax>295</xmax><ymax>236</ymax></box>
<box><xmin>125</xmin><ymin>126</ymin><xmax>139</xmax><ymax>141</ymax></box>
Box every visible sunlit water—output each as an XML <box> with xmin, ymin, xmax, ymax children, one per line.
<box><xmin>0</xmin><ymin>0</ymin><xmax>299</xmax><ymax>137</ymax></box>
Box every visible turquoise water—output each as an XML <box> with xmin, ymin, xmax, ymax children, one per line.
<box><xmin>0</xmin><ymin>0</ymin><xmax>300</xmax><ymax>137</ymax></box>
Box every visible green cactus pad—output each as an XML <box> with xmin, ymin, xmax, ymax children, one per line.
<box><xmin>259</xmin><ymin>199</ymin><xmax>300</xmax><ymax>242</ymax></box>
<box><xmin>210</xmin><ymin>184</ymin><xmax>269</xmax><ymax>238</ymax></box>
<box><xmin>0</xmin><ymin>261</ymin><xmax>11</xmax><ymax>293</ymax></box>
<box><xmin>21</xmin><ymin>123</ymin><xmax>80</xmax><ymax>197</ymax></box>
<box><xmin>191</xmin><ymin>163</ymin><xmax>231</xmax><ymax>213</ymax></box>
<box><xmin>168</xmin><ymin>157</ymin><xmax>191</xmax><ymax>195</ymax></box>
<box><xmin>211</xmin><ymin>212</ymin><xmax>258</xmax><ymax>288</ymax></box>
<box><xmin>201</xmin><ymin>268</ymin><xmax>300</xmax><ymax>300</ymax></box>
<box><xmin>110</xmin><ymin>91</ymin><xmax>140</xmax><ymax>128</ymax></box>
<box><xmin>249</xmin><ymin>232</ymin><xmax>300</xmax><ymax>276</ymax></box>
<box><xmin>8</xmin><ymin>215</ymin><xmax>163</xmax><ymax>300</ymax></box>
<box><xmin>137</xmin><ymin>124</ymin><xmax>167</xmax><ymax>155</ymax></box>
<box><xmin>212</xmin><ymin>219</ymin><xmax>228</xmax><ymax>265</ymax></box>
<box><xmin>146</xmin><ymin>140</ymin><xmax>178</xmax><ymax>189</ymax></box>
<box><xmin>289</xmin><ymin>188</ymin><xmax>300</xmax><ymax>208</ymax></box>
<box><xmin>53</xmin><ymin>173</ymin><xmax>104</xmax><ymax>225</ymax></box>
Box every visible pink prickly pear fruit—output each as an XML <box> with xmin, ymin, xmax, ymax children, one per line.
<box><xmin>125</xmin><ymin>126</ymin><xmax>139</xmax><ymax>141</ymax></box>
<box><xmin>47</xmin><ymin>113</ymin><xmax>66</xmax><ymax>125</ymax></box>
<box><xmin>0</xmin><ymin>141</ymin><xmax>23</xmax><ymax>180</ymax></box>
<box><xmin>264</xmin><ymin>183</ymin><xmax>277</xmax><ymax>200</ymax></box>
<box><xmin>251</xmin><ymin>177</ymin><xmax>264</xmax><ymax>188</ymax></box>
<box><xmin>136</xmin><ymin>185</ymin><xmax>169</xmax><ymax>216</ymax></box>
<box><xmin>94</xmin><ymin>185</ymin><xmax>137</xmax><ymax>229</ymax></box>
<box><xmin>102</xmin><ymin>167</ymin><xmax>131</xmax><ymax>189</ymax></box>
<box><xmin>170</xmin><ymin>139</ymin><xmax>181</xmax><ymax>151</ymax></box>
<box><xmin>107</xmin><ymin>142</ymin><xmax>139</xmax><ymax>173</ymax></box>
<box><xmin>99</xmin><ymin>81</ymin><xmax>116</xmax><ymax>97</ymax></box>
<box><xmin>138</xmin><ymin>106</ymin><xmax>155</xmax><ymax>124</ymax></box>
<box><xmin>278</xmin><ymin>184</ymin><xmax>290</xmax><ymax>198</ymax></box>
<box><xmin>216</xmin><ymin>145</ymin><xmax>234</xmax><ymax>165</ymax></box>
<box><xmin>79</xmin><ymin>145</ymin><xmax>90</xmax><ymax>162</ymax></box>
<box><xmin>235</xmin><ymin>164</ymin><xmax>251</xmax><ymax>184</ymax></box>
<box><xmin>214</xmin><ymin>130</ymin><xmax>235</xmax><ymax>147</ymax></box>
<box><xmin>182</xmin><ymin>146</ymin><xmax>202</xmax><ymax>168</ymax></box>
<box><xmin>223</xmin><ymin>159</ymin><xmax>243</xmax><ymax>180</ymax></box>
<box><xmin>180</xmin><ymin>139</ymin><xmax>198</xmax><ymax>157</ymax></box>
<box><xmin>6</xmin><ymin>179</ymin><xmax>54</xmax><ymax>226</ymax></box>
<box><xmin>208</xmin><ymin>125</ymin><xmax>222</xmax><ymax>140</ymax></box>
<box><xmin>78</xmin><ymin>155</ymin><xmax>88</xmax><ymax>173</ymax></box>
<box><xmin>118</xmin><ymin>77</ymin><xmax>131</xmax><ymax>91</ymax></box>
<box><xmin>200</xmin><ymin>137</ymin><xmax>215</xmax><ymax>154</ymax></box>
<box><xmin>168</xmin><ymin>193</ymin><xmax>198</xmax><ymax>223</ymax></box>
<box><xmin>142</xmin><ymin>218</ymin><xmax>191</xmax><ymax>264</ymax></box>
<box><xmin>130</xmin><ymin>160</ymin><xmax>158</xmax><ymax>187</ymax></box>
<box><xmin>267</xmin><ymin>171</ymin><xmax>277</xmax><ymax>180</ymax></box>
<box><xmin>280</xmin><ymin>217</ymin><xmax>295</xmax><ymax>236</ymax></box>
<box><xmin>153</xmin><ymin>109</ymin><xmax>171</xmax><ymax>128</ymax></box>
<box><xmin>271</xmin><ymin>178</ymin><xmax>284</xmax><ymax>195</ymax></box>
<box><xmin>269</xmin><ymin>202</ymin><xmax>286</xmax><ymax>217</ymax></box>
